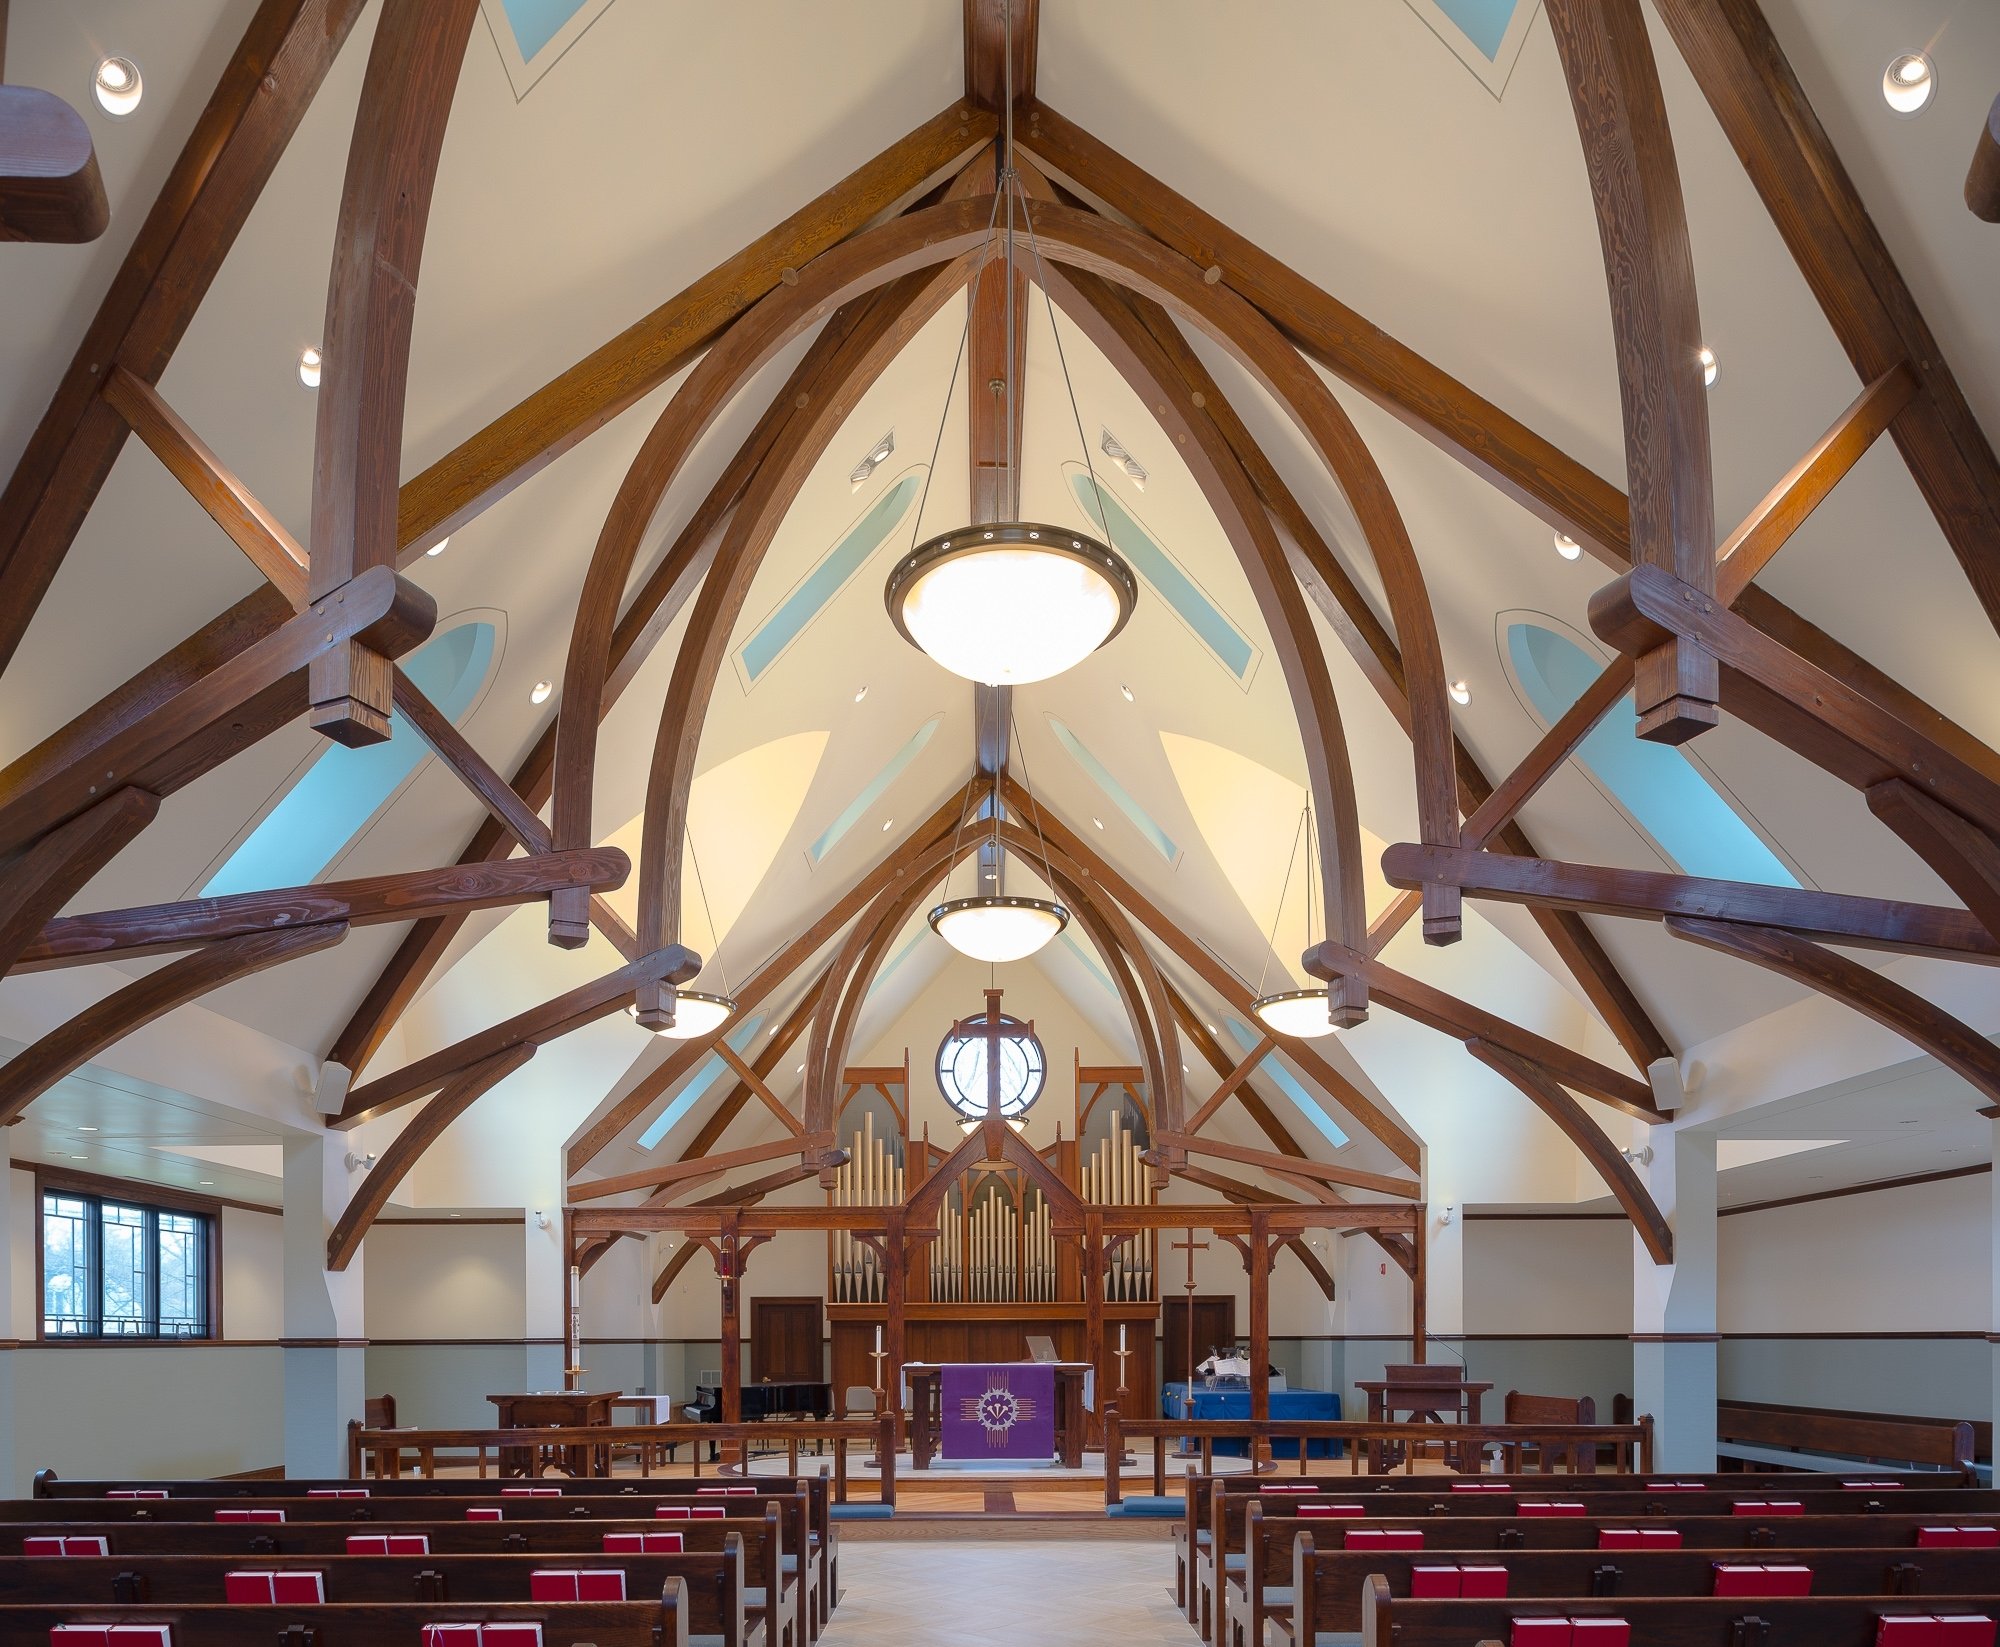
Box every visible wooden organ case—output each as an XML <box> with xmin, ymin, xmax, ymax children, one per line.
<box><xmin>826</xmin><ymin>1058</ymin><xmax>1161</xmax><ymax>1435</ymax></box>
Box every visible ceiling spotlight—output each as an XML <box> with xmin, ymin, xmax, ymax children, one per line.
<box><xmin>1205</xmin><ymin>1023</ymin><xmax>1218</xmax><ymax>1034</ymax></box>
<box><xmin>77</xmin><ymin>1125</ymin><xmax>98</xmax><ymax>1133</ymax></box>
<box><xmin>1553</xmin><ymin>533</ymin><xmax>1582</xmax><ymax>561</ymax></box>
<box><xmin>1449</xmin><ymin>679</ymin><xmax>1471</xmax><ymax>705</ymax></box>
<box><xmin>1119</xmin><ymin>683</ymin><xmax>1134</xmax><ymax>703</ymax></box>
<box><xmin>1882</xmin><ymin>51</ymin><xmax>1936</xmax><ymax>115</ymax></box>
<box><xmin>298</xmin><ymin>347</ymin><xmax>323</xmax><ymax>389</ymax></box>
<box><xmin>1251</xmin><ymin>987</ymin><xmax>1339</xmax><ymax>1040</ymax></box>
<box><xmin>1698</xmin><ymin>346</ymin><xmax>1718</xmax><ymax>387</ymax></box>
<box><xmin>1092</xmin><ymin>816</ymin><xmax>1105</xmax><ymax>830</ymax></box>
<box><xmin>70</xmin><ymin>1154</ymin><xmax>89</xmax><ymax>1161</ymax></box>
<box><xmin>199</xmin><ymin>1181</ymin><xmax>214</xmax><ymax>1187</ymax></box>
<box><xmin>93</xmin><ymin>56</ymin><xmax>143</xmax><ymax>118</ymax></box>
<box><xmin>850</xmin><ymin>431</ymin><xmax>895</xmax><ymax>488</ymax></box>
<box><xmin>853</xmin><ymin>685</ymin><xmax>868</xmax><ymax>703</ymax></box>
<box><xmin>881</xmin><ymin>817</ymin><xmax>894</xmax><ymax>832</ymax></box>
<box><xmin>1100</xmin><ymin>428</ymin><xmax>1149</xmax><ymax>490</ymax></box>
<box><xmin>426</xmin><ymin>536</ymin><xmax>449</xmax><ymax>558</ymax></box>
<box><xmin>530</xmin><ymin>680</ymin><xmax>553</xmax><ymax>704</ymax></box>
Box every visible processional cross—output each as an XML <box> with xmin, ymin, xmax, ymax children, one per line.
<box><xmin>1170</xmin><ymin>1227</ymin><xmax>1210</xmax><ymax>1444</ymax></box>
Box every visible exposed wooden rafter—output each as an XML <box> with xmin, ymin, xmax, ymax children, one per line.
<box><xmin>0</xmin><ymin>788</ymin><xmax>158</xmax><ymax>977</ymax></box>
<box><xmin>0</xmin><ymin>85</ymin><xmax>107</xmax><ymax>243</ymax></box>
<box><xmin>963</xmin><ymin>0</ymin><xmax>1037</xmax><ymax>113</ymax></box>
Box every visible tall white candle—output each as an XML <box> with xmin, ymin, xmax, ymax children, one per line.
<box><xmin>1119</xmin><ymin>1323</ymin><xmax>1127</xmax><ymax>1351</ymax></box>
<box><xmin>875</xmin><ymin>1324</ymin><xmax>883</xmax><ymax>1352</ymax></box>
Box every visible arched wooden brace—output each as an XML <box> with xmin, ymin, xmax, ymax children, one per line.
<box><xmin>1665</xmin><ymin>916</ymin><xmax>2000</xmax><ymax>1108</ymax></box>
<box><xmin>0</xmin><ymin>922</ymin><xmax>346</xmax><ymax>1124</ymax></box>
<box><xmin>306</xmin><ymin>0</ymin><xmax>479</xmax><ymax>746</ymax></box>
<box><xmin>548</xmin><ymin>165</ymin><xmax>999</xmax><ymax>954</ymax></box>
<box><xmin>0</xmin><ymin>787</ymin><xmax>158</xmax><ymax>978</ymax></box>
<box><xmin>1545</xmin><ymin>0</ymin><xmax>1717</xmax><ymax>746</ymax></box>
<box><xmin>1464</xmin><ymin>1038</ymin><xmax>1673</xmax><ymax>1266</ymax></box>
<box><xmin>326</xmin><ymin>1042</ymin><xmax>536</xmax><ymax>1272</ymax></box>
<box><xmin>615</xmin><ymin>199</ymin><xmax>1464</xmax><ymax>1023</ymax></box>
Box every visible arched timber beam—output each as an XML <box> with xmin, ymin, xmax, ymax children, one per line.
<box><xmin>1464</xmin><ymin>1037</ymin><xmax>1672</xmax><ymax>1265</ymax></box>
<box><xmin>613</xmin><ymin>198</ymin><xmax>1467</xmax><ymax>1020</ymax></box>
<box><xmin>1865</xmin><ymin>780</ymin><xmax>2000</xmax><ymax>944</ymax></box>
<box><xmin>305</xmin><ymin>0</ymin><xmax>479</xmax><ymax>746</ymax></box>
<box><xmin>627</xmin><ymin>256</ymin><xmax>978</xmax><ymax>992</ymax></box>
<box><xmin>1665</xmin><ymin>916</ymin><xmax>2000</xmax><ymax>1108</ymax></box>
<box><xmin>0</xmin><ymin>788</ymin><xmax>158</xmax><ymax>977</ymax></box>
<box><xmin>1017</xmin><ymin>161</ymin><xmax>1454</xmax><ymax>950</ymax></box>
<box><xmin>0</xmin><ymin>922</ymin><xmax>346</xmax><ymax>1123</ymax></box>
<box><xmin>1545</xmin><ymin>0</ymin><xmax>1716</xmax><ymax>746</ymax></box>
<box><xmin>327</xmin><ymin>1043</ymin><xmax>535</xmax><ymax>1272</ymax></box>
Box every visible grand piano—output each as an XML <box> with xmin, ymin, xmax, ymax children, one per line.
<box><xmin>687</xmin><ymin>1379</ymin><xmax>833</xmax><ymax>1459</ymax></box>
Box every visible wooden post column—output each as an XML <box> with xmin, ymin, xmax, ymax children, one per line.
<box><xmin>1412</xmin><ymin>1205</ymin><xmax>1428</xmax><ymax>1364</ymax></box>
<box><xmin>715</xmin><ymin>1214</ymin><xmax>743</xmax><ymax>1430</ymax></box>
<box><xmin>882</xmin><ymin>1209</ymin><xmax>908</xmax><ymax>1457</ymax></box>
<box><xmin>1083</xmin><ymin>1211</ymin><xmax>1107</xmax><ymax>1444</ymax></box>
<box><xmin>1247</xmin><ymin>1211</ymin><xmax>1272</xmax><ymax>1425</ymax></box>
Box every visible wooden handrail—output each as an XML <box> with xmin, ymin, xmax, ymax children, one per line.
<box><xmin>1100</xmin><ymin>1405</ymin><xmax>1654</xmax><ymax>1504</ymax></box>
<box><xmin>345</xmin><ymin>1414</ymin><xmax>896</xmax><ymax>1505</ymax></box>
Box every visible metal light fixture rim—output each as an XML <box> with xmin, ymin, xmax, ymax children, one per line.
<box><xmin>634</xmin><ymin>988</ymin><xmax>740</xmax><ymax>1035</ymax></box>
<box><xmin>1250</xmin><ymin>985</ymin><xmax>1340</xmax><ymax>1036</ymax></box>
<box><xmin>883</xmin><ymin>520</ymin><xmax>1139</xmax><ymax>657</ymax></box>
<box><xmin>927</xmin><ymin>892</ymin><xmax>1072</xmax><ymax>936</ymax></box>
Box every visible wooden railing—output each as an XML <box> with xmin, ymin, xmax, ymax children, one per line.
<box><xmin>345</xmin><ymin>1414</ymin><xmax>896</xmax><ymax>1504</ymax></box>
<box><xmin>1716</xmin><ymin>1399</ymin><xmax>1980</xmax><ymax>1474</ymax></box>
<box><xmin>1101</xmin><ymin>1406</ymin><xmax>1654</xmax><ymax>1504</ymax></box>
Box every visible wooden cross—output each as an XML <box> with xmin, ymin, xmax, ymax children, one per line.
<box><xmin>1169</xmin><ymin>1227</ymin><xmax>1210</xmax><ymax>1440</ymax></box>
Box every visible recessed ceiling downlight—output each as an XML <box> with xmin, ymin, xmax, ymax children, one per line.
<box><xmin>1554</xmin><ymin>533</ymin><xmax>1582</xmax><ymax>561</ymax></box>
<box><xmin>1698</xmin><ymin>347</ymin><xmax>1718</xmax><ymax>387</ymax></box>
<box><xmin>94</xmin><ymin>56</ymin><xmax>143</xmax><ymax>117</ymax></box>
<box><xmin>1449</xmin><ymin>679</ymin><xmax>1471</xmax><ymax>705</ymax></box>
<box><xmin>530</xmin><ymin>680</ymin><xmax>553</xmax><ymax>704</ymax></box>
<box><xmin>299</xmin><ymin>347</ymin><xmax>323</xmax><ymax>389</ymax></box>
<box><xmin>1883</xmin><ymin>52</ymin><xmax>1936</xmax><ymax>115</ymax></box>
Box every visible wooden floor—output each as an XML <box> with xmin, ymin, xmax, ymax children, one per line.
<box><xmin>820</xmin><ymin>1536</ymin><xmax>1200</xmax><ymax>1645</ymax></box>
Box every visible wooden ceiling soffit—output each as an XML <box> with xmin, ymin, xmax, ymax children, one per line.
<box><xmin>396</xmin><ymin>102</ymin><xmax>996</xmax><ymax>559</ymax></box>
<box><xmin>337</xmin><ymin>944</ymin><xmax>700</xmax><ymax>1129</ymax></box>
<box><xmin>1464</xmin><ymin>1038</ymin><xmax>1673</xmax><ymax>1265</ymax></box>
<box><xmin>0</xmin><ymin>565</ymin><xmax>434</xmax><ymax>861</ymax></box>
<box><xmin>1592</xmin><ymin>564</ymin><xmax>2000</xmax><ymax>841</ymax></box>
<box><xmin>306</xmin><ymin>0</ymin><xmax>478</xmax><ymax>746</ymax></box>
<box><xmin>326</xmin><ymin>1043</ymin><xmax>536</xmax><ymax>1272</ymax></box>
<box><xmin>329</xmin><ymin>280</ymin><xmax>905</xmax><ymax>1080</ymax></box>
<box><xmin>564</xmin><ymin>785</ymin><xmax>976</xmax><ymax>1175</ymax></box>
<box><xmin>17</xmin><ymin>847</ymin><xmax>629</xmax><ymax>972</ymax></box>
<box><xmin>1651</xmin><ymin>0</ymin><xmax>2000</xmax><ymax>638</ymax></box>
<box><xmin>963</xmin><ymin>0</ymin><xmax>1037</xmax><ymax>112</ymax></box>
<box><xmin>0</xmin><ymin>787</ymin><xmax>158</xmax><ymax>977</ymax></box>
<box><xmin>1546</xmin><ymin>0</ymin><xmax>1717</xmax><ymax>745</ymax></box>
<box><xmin>1380</xmin><ymin>842</ymin><xmax>2000</xmax><ymax>966</ymax></box>
<box><xmin>1079</xmin><ymin>268</ymin><xmax>1670</xmax><ymax>1070</ymax></box>
<box><xmin>0</xmin><ymin>0</ymin><xmax>368</xmax><ymax>678</ymax></box>
<box><xmin>552</xmin><ymin>245</ymin><xmax>977</xmax><ymax>956</ymax></box>
<box><xmin>1865</xmin><ymin>781</ymin><xmax>2000</xmax><ymax>943</ymax></box>
<box><xmin>1305</xmin><ymin>939</ymin><xmax>1660</xmax><ymax>1122</ymax></box>
<box><xmin>0</xmin><ymin>922</ymin><xmax>347</xmax><ymax>1124</ymax></box>
<box><xmin>0</xmin><ymin>85</ymin><xmax>108</xmax><ymax>243</ymax></box>
<box><xmin>623</xmin><ymin>260</ymin><xmax>976</xmax><ymax>980</ymax></box>
<box><xmin>1024</xmin><ymin>196</ymin><xmax>1456</xmax><ymax>962</ymax></box>
<box><xmin>997</xmin><ymin>778</ymin><xmax>1424</xmax><ymax>1174</ymax></box>
<box><xmin>1665</xmin><ymin>916</ymin><xmax>2000</xmax><ymax>1108</ymax></box>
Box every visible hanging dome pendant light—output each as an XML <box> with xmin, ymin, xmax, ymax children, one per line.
<box><xmin>929</xmin><ymin>893</ymin><xmax>1070</xmax><ymax>963</ymax></box>
<box><xmin>882</xmin><ymin>0</ymin><xmax>1137</xmax><ymax>688</ymax></box>
<box><xmin>1249</xmin><ymin>804</ymin><xmax>1341</xmax><ymax>1039</ymax></box>
<box><xmin>885</xmin><ymin>523</ymin><xmax>1136</xmax><ymax>686</ymax></box>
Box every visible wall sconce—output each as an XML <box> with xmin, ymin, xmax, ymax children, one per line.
<box><xmin>533</xmin><ymin>1210</ymin><xmax>551</xmax><ymax>1229</ymax></box>
<box><xmin>344</xmin><ymin>1151</ymin><xmax>376</xmax><ymax>1172</ymax></box>
<box><xmin>1621</xmin><ymin>1145</ymin><xmax>1654</xmax><ymax>1167</ymax></box>
<box><xmin>1438</xmin><ymin>1204</ymin><xmax>1455</xmax><ymax>1226</ymax></box>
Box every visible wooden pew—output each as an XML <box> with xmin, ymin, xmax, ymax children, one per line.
<box><xmin>1355</xmin><ymin>1572</ymin><xmax>2000</xmax><ymax>1647</ymax></box>
<box><xmin>0</xmin><ymin>1550</ymin><xmax>756</xmax><ymax>1645</ymax></box>
<box><xmin>1270</xmin><ymin>1522</ymin><xmax>2000</xmax><ymax>1642</ymax></box>
<box><xmin>1501</xmin><ymin>1392</ymin><xmax>1596</xmax><ymax>1474</ymax></box>
<box><xmin>0</xmin><ymin>1588</ymin><xmax>690</xmax><ymax>1646</ymax></box>
<box><xmin>7</xmin><ymin>1506</ymin><xmax>795</xmax><ymax>1647</ymax></box>
<box><xmin>17</xmin><ymin>1485</ymin><xmax>820</xmax><ymax>1644</ymax></box>
<box><xmin>1718</xmin><ymin>1399</ymin><xmax>1982</xmax><ymax>1476</ymax></box>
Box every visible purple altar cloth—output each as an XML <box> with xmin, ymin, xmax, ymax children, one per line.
<box><xmin>939</xmin><ymin>1362</ymin><xmax>1057</xmax><ymax>1461</ymax></box>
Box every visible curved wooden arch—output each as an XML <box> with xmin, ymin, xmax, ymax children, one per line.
<box><xmin>306</xmin><ymin>0</ymin><xmax>479</xmax><ymax>746</ymax></box>
<box><xmin>1465</xmin><ymin>1037</ymin><xmax>1673</xmax><ymax>1265</ymax></box>
<box><xmin>586</xmin><ymin>199</ymin><xmax>1458</xmax><ymax>1026</ymax></box>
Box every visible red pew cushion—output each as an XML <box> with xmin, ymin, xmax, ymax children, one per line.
<box><xmin>1597</xmin><ymin>1529</ymin><xmax>1681</xmax><ymax>1550</ymax></box>
<box><xmin>25</xmin><ymin>1537</ymin><xmax>109</xmax><ymax>1556</ymax></box>
<box><xmin>1510</xmin><ymin>1622</ymin><xmax>1572</xmax><ymax>1646</ymax></box>
<box><xmin>1569</xmin><ymin>1625</ymin><xmax>1631</xmax><ymax>1645</ymax></box>
<box><xmin>1461</xmin><ymin>1566</ymin><xmax>1510</xmax><ymax>1599</ymax></box>
<box><xmin>1410</xmin><ymin>1567</ymin><xmax>1460</xmax><ymax>1598</ymax></box>
<box><xmin>1918</xmin><ymin>1528</ymin><xmax>2000</xmax><ymax>1549</ymax></box>
<box><xmin>1877</xmin><ymin>1621</ymin><xmax>1999</xmax><ymax>1646</ymax></box>
<box><xmin>1344</xmin><ymin>1528</ymin><xmax>1423</xmax><ymax>1550</ymax></box>
<box><xmin>1518</xmin><ymin>1502</ymin><xmax>1586</xmax><ymax>1518</ymax></box>
<box><xmin>466</xmin><ymin>1507</ymin><xmax>502</xmax><ymax>1521</ymax></box>
<box><xmin>1713</xmin><ymin>1564</ymin><xmax>1812</xmax><ymax>1598</ymax></box>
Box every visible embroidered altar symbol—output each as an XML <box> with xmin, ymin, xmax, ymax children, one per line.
<box><xmin>940</xmin><ymin>1362</ymin><xmax>1056</xmax><ymax>1460</ymax></box>
<box><xmin>962</xmin><ymin>1371</ymin><xmax>1039</xmax><ymax>1449</ymax></box>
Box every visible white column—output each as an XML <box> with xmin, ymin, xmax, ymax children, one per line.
<box><xmin>1421</xmin><ymin>1140</ymin><xmax>1464</xmax><ymax>1355</ymax></box>
<box><xmin>1631</xmin><ymin>1125</ymin><xmax>1717</xmax><ymax>1471</ymax></box>
<box><xmin>524</xmin><ymin>1209</ymin><xmax>566</xmax><ymax>1393</ymax></box>
<box><xmin>282</xmin><ymin>1131</ymin><xmax>366</xmax><ymax>1478</ymax></box>
<box><xmin>1990</xmin><ymin>1114</ymin><xmax>2000</xmax><ymax>1438</ymax></box>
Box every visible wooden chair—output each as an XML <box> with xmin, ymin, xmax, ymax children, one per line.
<box><xmin>1502</xmin><ymin>1390</ymin><xmax>1598</xmax><ymax>1473</ymax></box>
<box><xmin>360</xmin><ymin>1393</ymin><xmax>434</xmax><ymax>1478</ymax></box>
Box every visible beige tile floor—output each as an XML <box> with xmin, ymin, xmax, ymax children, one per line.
<box><xmin>820</xmin><ymin>1537</ymin><xmax>1201</xmax><ymax>1647</ymax></box>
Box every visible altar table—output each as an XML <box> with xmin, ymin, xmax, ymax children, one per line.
<box><xmin>904</xmin><ymin>1362</ymin><xmax>1092</xmax><ymax>1468</ymax></box>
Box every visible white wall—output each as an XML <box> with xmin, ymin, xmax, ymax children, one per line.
<box><xmin>1465</xmin><ymin>1218</ymin><xmax>1632</xmax><ymax>1336</ymax></box>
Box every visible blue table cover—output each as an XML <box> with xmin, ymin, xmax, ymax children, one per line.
<box><xmin>1159</xmin><ymin>1383</ymin><xmax>1342</xmax><ymax>1458</ymax></box>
